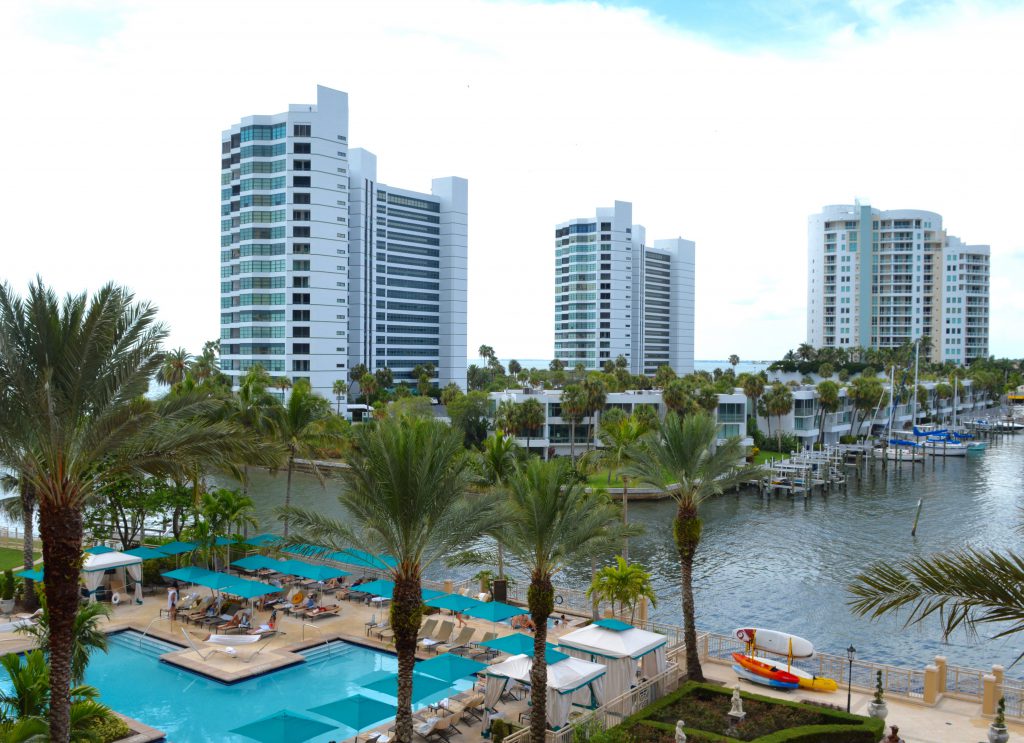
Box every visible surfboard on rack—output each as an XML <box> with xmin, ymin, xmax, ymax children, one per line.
<box><xmin>733</xmin><ymin>628</ymin><xmax>815</xmax><ymax>658</ymax></box>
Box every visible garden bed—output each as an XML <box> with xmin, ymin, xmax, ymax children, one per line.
<box><xmin>603</xmin><ymin>682</ymin><xmax>884</xmax><ymax>743</ymax></box>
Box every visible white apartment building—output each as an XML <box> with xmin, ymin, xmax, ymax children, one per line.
<box><xmin>806</xmin><ymin>202</ymin><xmax>989</xmax><ymax>365</ymax></box>
<box><xmin>488</xmin><ymin>389</ymin><xmax>750</xmax><ymax>458</ymax></box>
<box><xmin>554</xmin><ymin>201</ymin><xmax>694</xmax><ymax>376</ymax></box>
<box><xmin>220</xmin><ymin>85</ymin><xmax>467</xmax><ymax>399</ymax></box>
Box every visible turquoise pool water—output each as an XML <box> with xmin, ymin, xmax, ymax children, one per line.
<box><xmin>1</xmin><ymin>632</ymin><xmax>470</xmax><ymax>742</ymax></box>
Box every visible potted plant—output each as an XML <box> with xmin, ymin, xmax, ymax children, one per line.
<box><xmin>868</xmin><ymin>669</ymin><xmax>888</xmax><ymax>721</ymax></box>
<box><xmin>473</xmin><ymin>569</ymin><xmax>495</xmax><ymax>596</ymax></box>
<box><xmin>1</xmin><ymin>570</ymin><xmax>15</xmax><ymax>614</ymax></box>
<box><xmin>988</xmin><ymin>696</ymin><xmax>1009</xmax><ymax>743</ymax></box>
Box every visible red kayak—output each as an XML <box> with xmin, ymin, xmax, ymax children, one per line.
<box><xmin>731</xmin><ymin>652</ymin><xmax>800</xmax><ymax>687</ymax></box>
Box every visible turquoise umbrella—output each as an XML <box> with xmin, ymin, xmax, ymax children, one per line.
<box><xmin>463</xmin><ymin>601</ymin><xmax>527</xmax><ymax>623</ymax></box>
<box><xmin>162</xmin><ymin>567</ymin><xmax>212</xmax><ymax>583</ymax></box>
<box><xmin>215</xmin><ymin>536</ymin><xmax>243</xmax><ymax>546</ymax></box>
<box><xmin>283</xmin><ymin>561</ymin><xmax>350</xmax><ymax>582</ymax></box>
<box><xmin>232</xmin><ymin>555</ymin><xmax>281</xmax><ymax>572</ymax></box>
<box><xmin>244</xmin><ymin>533</ymin><xmax>282</xmax><ymax>547</ymax></box>
<box><xmin>593</xmin><ymin>617</ymin><xmax>633</xmax><ymax>631</ymax></box>
<box><xmin>158</xmin><ymin>541</ymin><xmax>197</xmax><ymax>556</ymax></box>
<box><xmin>15</xmin><ymin>567</ymin><xmax>43</xmax><ymax>582</ymax></box>
<box><xmin>84</xmin><ymin>545</ymin><xmax>114</xmax><ymax>555</ymax></box>
<box><xmin>424</xmin><ymin>593</ymin><xmax>483</xmax><ymax>612</ymax></box>
<box><xmin>229</xmin><ymin>710</ymin><xmax>337</xmax><ymax>743</ymax></box>
<box><xmin>481</xmin><ymin>632</ymin><xmax>560</xmax><ymax>657</ymax></box>
<box><xmin>123</xmin><ymin>546</ymin><xmax>170</xmax><ymax>560</ymax></box>
<box><xmin>191</xmin><ymin>571</ymin><xmax>239</xmax><ymax>591</ymax></box>
<box><xmin>415</xmin><ymin>652</ymin><xmax>487</xmax><ymax>683</ymax></box>
<box><xmin>330</xmin><ymin>548</ymin><xmax>397</xmax><ymax>571</ymax></box>
<box><xmin>307</xmin><ymin>694</ymin><xmax>395</xmax><ymax>732</ymax></box>
<box><xmin>349</xmin><ymin>579</ymin><xmax>395</xmax><ymax>598</ymax></box>
<box><xmin>223</xmin><ymin>578</ymin><xmax>279</xmax><ymax>600</ymax></box>
<box><xmin>360</xmin><ymin>671</ymin><xmax>452</xmax><ymax>703</ymax></box>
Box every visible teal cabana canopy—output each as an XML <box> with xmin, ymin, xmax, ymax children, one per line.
<box><xmin>229</xmin><ymin>709</ymin><xmax>337</xmax><ymax>743</ymax></box>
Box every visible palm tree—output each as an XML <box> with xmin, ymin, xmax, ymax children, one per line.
<box><xmin>359</xmin><ymin>372</ymin><xmax>378</xmax><ymax>404</ymax></box>
<box><xmin>627</xmin><ymin>412</ymin><xmax>763</xmax><ymax>681</ymax></box>
<box><xmin>742</xmin><ymin>374</ymin><xmax>765</xmax><ymax>428</ymax></box>
<box><xmin>332</xmin><ymin>379</ymin><xmax>348</xmax><ymax>415</ymax></box>
<box><xmin>271</xmin><ymin>375</ymin><xmax>292</xmax><ymax>398</ymax></box>
<box><xmin>849</xmin><ymin>375</ymin><xmax>885</xmax><ymax>437</ymax></box>
<box><xmin>281</xmin><ymin>418</ymin><xmax>489</xmax><ymax>743</ymax></box>
<box><xmin>728</xmin><ymin>354</ymin><xmax>740</xmax><ymax>369</ymax></box>
<box><xmin>0</xmin><ymin>281</ymin><xmax>269</xmax><ymax>742</ymax></box>
<box><xmin>156</xmin><ymin>347</ymin><xmax>191</xmax><ymax>386</ymax></box>
<box><xmin>517</xmin><ymin>397</ymin><xmax>545</xmax><ymax>454</ymax></box>
<box><xmin>560</xmin><ymin>385</ymin><xmax>587</xmax><ymax>461</ymax></box>
<box><xmin>273</xmin><ymin>379</ymin><xmax>344</xmax><ymax>537</ymax></box>
<box><xmin>765</xmin><ymin>382</ymin><xmax>793</xmax><ymax>450</ymax></box>
<box><xmin>662</xmin><ymin>378</ymin><xmax>696</xmax><ymax>417</ymax></box>
<box><xmin>493</xmin><ymin>458</ymin><xmax>620</xmax><ymax>743</ymax></box>
<box><xmin>815</xmin><ymin>380</ymin><xmax>840</xmax><ymax>446</ymax></box>
<box><xmin>16</xmin><ymin>595</ymin><xmax>111</xmax><ymax>685</ymax></box>
<box><xmin>586</xmin><ymin>414</ymin><xmax>646</xmax><ymax>561</ymax></box>
<box><xmin>494</xmin><ymin>400</ymin><xmax>519</xmax><ymax>437</ymax></box>
<box><xmin>0</xmin><ymin>473</ymin><xmax>38</xmax><ymax>610</ymax></box>
<box><xmin>201</xmin><ymin>487</ymin><xmax>258</xmax><ymax>567</ymax></box>
<box><xmin>475</xmin><ymin>433</ymin><xmax>519</xmax><ymax>580</ymax></box>
<box><xmin>587</xmin><ymin>556</ymin><xmax>658</xmax><ymax>622</ymax></box>
<box><xmin>581</xmin><ymin>377</ymin><xmax>607</xmax><ymax>451</ymax></box>
<box><xmin>849</xmin><ymin>548</ymin><xmax>1024</xmax><ymax>664</ymax></box>
<box><xmin>223</xmin><ymin>366</ymin><xmax>283</xmax><ymax>519</ymax></box>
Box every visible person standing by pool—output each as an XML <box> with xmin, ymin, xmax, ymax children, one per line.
<box><xmin>167</xmin><ymin>583</ymin><xmax>178</xmax><ymax>620</ymax></box>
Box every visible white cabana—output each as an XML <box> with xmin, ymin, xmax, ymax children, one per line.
<box><xmin>558</xmin><ymin>624</ymin><xmax>668</xmax><ymax>700</ymax></box>
<box><xmin>484</xmin><ymin>653</ymin><xmax>606</xmax><ymax>730</ymax></box>
<box><xmin>81</xmin><ymin>551</ymin><xmax>143</xmax><ymax>604</ymax></box>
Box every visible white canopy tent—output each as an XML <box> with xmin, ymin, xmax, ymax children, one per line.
<box><xmin>558</xmin><ymin>624</ymin><xmax>668</xmax><ymax>700</ymax></box>
<box><xmin>81</xmin><ymin>551</ymin><xmax>144</xmax><ymax>604</ymax></box>
<box><xmin>484</xmin><ymin>653</ymin><xmax>606</xmax><ymax>730</ymax></box>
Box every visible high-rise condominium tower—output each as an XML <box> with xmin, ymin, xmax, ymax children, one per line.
<box><xmin>807</xmin><ymin>202</ymin><xmax>989</xmax><ymax>364</ymax></box>
<box><xmin>220</xmin><ymin>86</ymin><xmax>467</xmax><ymax>399</ymax></box>
<box><xmin>553</xmin><ymin>201</ymin><xmax>694</xmax><ymax>375</ymax></box>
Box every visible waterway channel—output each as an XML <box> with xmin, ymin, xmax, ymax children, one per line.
<box><xmin>223</xmin><ymin>432</ymin><xmax>1022</xmax><ymax>673</ymax></box>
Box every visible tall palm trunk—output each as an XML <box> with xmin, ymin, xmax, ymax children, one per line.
<box><xmin>241</xmin><ymin>465</ymin><xmax>250</xmax><ymax>540</ymax></box>
<box><xmin>674</xmin><ymin>500</ymin><xmax>704</xmax><ymax>682</ymax></box>
<box><xmin>20</xmin><ymin>479</ymin><xmax>37</xmax><ymax>610</ymax></box>
<box><xmin>392</xmin><ymin>570</ymin><xmax>422</xmax><ymax>743</ymax></box>
<box><xmin>283</xmin><ymin>453</ymin><xmax>294</xmax><ymax>538</ymax></box>
<box><xmin>569</xmin><ymin>421</ymin><xmax>576</xmax><ymax>461</ymax></box>
<box><xmin>39</xmin><ymin>498</ymin><xmax>84</xmax><ymax>743</ymax></box>
<box><xmin>528</xmin><ymin>575</ymin><xmax>554</xmax><ymax>743</ymax></box>
<box><xmin>622</xmin><ymin>477</ymin><xmax>630</xmax><ymax>563</ymax></box>
<box><xmin>497</xmin><ymin>544</ymin><xmax>504</xmax><ymax>579</ymax></box>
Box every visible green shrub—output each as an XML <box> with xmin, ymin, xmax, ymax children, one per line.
<box><xmin>491</xmin><ymin>718</ymin><xmax>523</xmax><ymax>743</ymax></box>
<box><xmin>1</xmin><ymin>569</ymin><xmax>14</xmax><ymax>601</ymax></box>
<box><xmin>87</xmin><ymin>714</ymin><xmax>133</xmax><ymax>743</ymax></box>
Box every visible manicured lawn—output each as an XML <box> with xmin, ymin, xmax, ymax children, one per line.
<box><xmin>752</xmin><ymin>450</ymin><xmax>788</xmax><ymax>465</ymax></box>
<box><xmin>618</xmin><ymin>682</ymin><xmax>884</xmax><ymax>742</ymax></box>
<box><xmin>0</xmin><ymin>546</ymin><xmax>38</xmax><ymax>572</ymax></box>
<box><xmin>586</xmin><ymin>469</ymin><xmax>669</xmax><ymax>489</ymax></box>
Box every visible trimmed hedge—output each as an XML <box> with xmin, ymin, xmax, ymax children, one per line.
<box><xmin>87</xmin><ymin>714</ymin><xmax>134</xmax><ymax>742</ymax></box>
<box><xmin>611</xmin><ymin>682</ymin><xmax>884</xmax><ymax>743</ymax></box>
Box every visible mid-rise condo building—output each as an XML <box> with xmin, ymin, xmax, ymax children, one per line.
<box><xmin>219</xmin><ymin>86</ymin><xmax>467</xmax><ymax>399</ymax></box>
<box><xmin>553</xmin><ymin>201</ymin><xmax>694</xmax><ymax>375</ymax></box>
<box><xmin>806</xmin><ymin>202</ymin><xmax>989</xmax><ymax>364</ymax></box>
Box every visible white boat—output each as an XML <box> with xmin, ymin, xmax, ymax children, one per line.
<box><xmin>920</xmin><ymin>439</ymin><xmax>969</xmax><ymax>457</ymax></box>
<box><xmin>873</xmin><ymin>445</ymin><xmax>924</xmax><ymax>463</ymax></box>
<box><xmin>734</xmin><ymin>627</ymin><xmax>814</xmax><ymax>658</ymax></box>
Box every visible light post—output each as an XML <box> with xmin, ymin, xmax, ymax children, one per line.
<box><xmin>846</xmin><ymin>644</ymin><xmax>857</xmax><ymax>713</ymax></box>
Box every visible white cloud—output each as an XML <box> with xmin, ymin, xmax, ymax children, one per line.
<box><xmin>0</xmin><ymin>0</ymin><xmax>1021</xmax><ymax>362</ymax></box>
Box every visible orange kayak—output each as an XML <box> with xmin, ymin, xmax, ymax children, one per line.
<box><xmin>732</xmin><ymin>652</ymin><xmax>800</xmax><ymax>686</ymax></box>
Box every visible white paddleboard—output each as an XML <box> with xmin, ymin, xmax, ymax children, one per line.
<box><xmin>734</xmin><ymin>628</ymin><xmax>814</xmax><ymax>658</ymax></box>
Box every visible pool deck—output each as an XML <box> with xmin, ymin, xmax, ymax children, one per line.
<box><xmin>6</xmin><ymin>592</ymin><xmax>1023</xmax><ymax>743</ymax></box>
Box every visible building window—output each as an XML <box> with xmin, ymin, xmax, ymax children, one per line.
<box><xmin>294</xmin><ymin>160</ymin><xmax>311</xmax><ymax>171</ymax></box>
<box><xmin>292</xmin><ymin>293</ymin><xmax>310</xmax><ymax>305</ymax></box>
<box><xmin>292</xmin><ymin>360</ymin><xmax>310</xmax><ymax>371</ymax></box>
<box><xmin>293</xmin><ymin>210</ymin><xmax>311</xmax><ymax>221</ymax></box>
<box><xmin>294</xmin><ymin>193</ymin><xmax>311</xmax><ymax>204</ymax></box>
<box><xmin>293</xmin><ymin>326</ymin><xmax>310</xmax><ymax>338</ymax></box>
<box><xmin>294</xmin><ymin>124</ymin><xmax>311</xmax><ymax>137</ymax></box>
<box><xmin>293</xmin><ymin>277</ymin><xmax>309</xmax><ymax>288</ymax></box>
<box><xmin>292</xmin><ymin>309</ymin><xmax>310</xmax><ymax>321</ymax></box>
<box><xmin>293</xmin><ymin>243</ymin><xmax>310</xmax><ymax>254</ymax></box>
<box><xmin>293</xmin><ymin>227</ymin><xmax>310</xmax><ymax>237</ymax></box>
<box><xmin>294</xmin><ymin>142</ymin><xmax>311</xmax><ymax>154</ymax></box>
<box><xmin>292</xmin><ymin>343</ymin><xmax>310</xmax><ymax>354</ymax></box>
<box><xmin>293</xmin><ymin>176</ymin><xmax>311</xmax><ymax>188</ymax></box>
<box><xmin>292</xmin><ymin>260</ymin><xmax>310</xmax><ymax>271</ymax></box>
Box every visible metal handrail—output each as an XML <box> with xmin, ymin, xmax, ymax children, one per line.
<box><xmin>300</xmin><ymin>621</ymin><xmax>332</xmax><ymax>658</ymax></box>
<box><xmin>139</xmin><ymin>616</ymin><xmax>173</xmax><ymax>650</ymax></box>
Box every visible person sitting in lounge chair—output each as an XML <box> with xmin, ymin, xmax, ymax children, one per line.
<box><xmin>217</xmin><ymin>610</ymin><xmax>246</xmax><ymax>632</ymax></box>
<box><xmin>306</xmin><ymin>604</ymin><xmax>340</xmax><ymax>619</ymax></box>
<box><xmin>305</xmin><ymin>595</ymin><xmax>317</xmax><ymax>611</ymax></box>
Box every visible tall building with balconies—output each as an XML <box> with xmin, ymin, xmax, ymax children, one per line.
<box><xmin>806</xmin><ymin>202</ymin><xmax>989</xmax><ymax>364</ymax></box>
<box><xmin>553</xmin><ymin>201</ymin><xmax>694</xmax><ymax>375</ymax></box>
<box><xmin>220</xmin><ymin>85</ymin><xmax>467</xmax><ymax>399</ymax></box>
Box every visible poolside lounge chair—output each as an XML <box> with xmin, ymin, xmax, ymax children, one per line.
<box><xmin>420</xmin><ymin>620</ymin><xmax>454</xmax><ymax>652</ymax></box>
<box><xmin>468</xmin><ymin>632</ymin><xmax>499</xmax><ymax>658</ymax></box>
<box><xmin>438</xmin><ymin>626</ymin><xmax>474</xmax><ymax>654</ymax></box>
<box><xmin>182</xmin><ymin>597</ymin><xmax>212</xmax><ymax>623</ymax></box>
<box><xmin>416</xmin><ymin>618</ymin><xmax>439</xmax><ymax>641</ymax></box>
<box><xmin>305</xmin><ymin>604</ymin><xmax>340</xmax><ymax>620</ymax></box>
<box><xmin>373</xmin><ymin>619</ymin><xmax>393</xmax><ymax>640</ymax></box>
<box><xmin>180</xmin><ymin>628</ymin><xmax>272</xmax><ymax>664</ymax></box>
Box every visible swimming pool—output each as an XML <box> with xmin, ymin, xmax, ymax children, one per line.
<box><xmin>1</xmin><ymin>632</ymin><xmax>471</xmax><ymax>742</ymax></box>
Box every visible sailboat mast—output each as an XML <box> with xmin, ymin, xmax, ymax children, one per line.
<box><xmin>912</xmin><ymin>340</ymin><xmax>919</xmax><ymax>427</ymax></box>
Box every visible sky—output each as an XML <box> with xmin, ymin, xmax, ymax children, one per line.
<box><xmin>1</xmin><ymin>0</ymin><xmax>1022</xmax><ymax>362</ymax></box>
